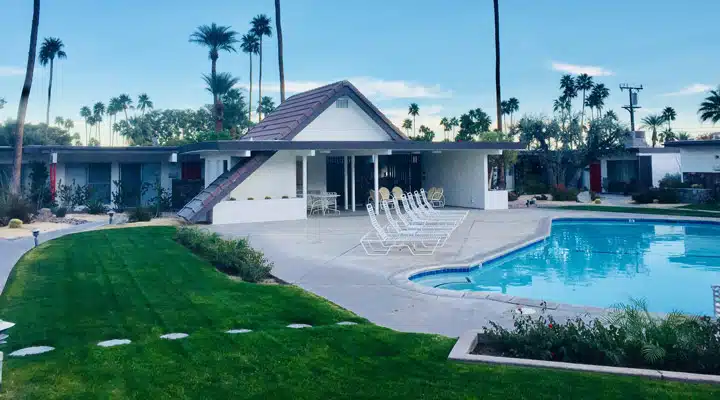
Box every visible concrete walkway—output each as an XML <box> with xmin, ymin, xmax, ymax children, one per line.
<box><xmin>0</xmin><ymin>221</ymin><xmax>106</xmax><ymax>294</ymax></box>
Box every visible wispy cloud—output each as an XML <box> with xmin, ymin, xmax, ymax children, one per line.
<box><xmin>660</xmin><ymin>83</ymin><xmax>713</xmax><ymax>97</ymax></box>
<box><xmin>0</xmin><ymin>66</ymin><xmax>24</xmax><ymax>77</ymax></box>
<box><xmin>550</xmin><ymin>62</ymin><xmax>614</xmax><ymax>76</ymax></box>
<box><xmin>238</xmin><ymin>77</ymin><xmax>452</xmax><ymax>99</ymax></box>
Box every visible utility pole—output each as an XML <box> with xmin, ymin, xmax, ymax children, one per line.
<box><xmin>620</xmin><ymin>84</ymin><xmax>643</xmax><ymax>131</ymax></box>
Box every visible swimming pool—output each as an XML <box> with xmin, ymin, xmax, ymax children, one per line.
<box><xmin>411</xmin><ymin>219</ymin><xmax>720</xmax><ymax>315</ymax></box>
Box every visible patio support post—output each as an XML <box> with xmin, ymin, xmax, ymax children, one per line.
<box><xmin>351</xmin><ymin>155</ymin><xmax>356</xmax><ymax>212</ymax></box>
<box><xmin>302</xmin><ymin>155</ymin><xmax>308</xmax><ymax>202</ymax></box>
<box><xmin>373</xmin><ymin>154</ymin><xmax>379</xmax><ymax>215</ymax></box>
<box><xmin>343</xmin><ymin>156</ymin><xmax>348</xmax><ymax>210</ymax></box>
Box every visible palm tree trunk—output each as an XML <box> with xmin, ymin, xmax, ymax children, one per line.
<box><xmin>248</xmin><ymin>53</ymin><xmax>253</xmax><ymax>123</ymax></box>
<box><xmin>413</xmin><ymin>116</ymin><xmax>416</xmax><ymax>136</ymax></box>
<box><xmin>84</xmin><ymin>121</ymin><xmax>88</xmax><ymax>145</ymax></box>
<box><xmin>275</xmin><ymin>0</ymin><xmax>286</xmax><ymax>102</ymax></box>
<box><xmin>124</xmin><ymin>108</ymin><xmax>129</xmax><ymax>122</ymax></box>
<box><xmin>580</xmin><ymin>90</ymin><xmax>586</xmax><ymax>128</ymax></box>
<box><xmin>46</xmin><ymin>58</ymin><xmax>54</xmax><ymax>125</ymax></box>
<box><xmin>258</xmin><ymin>38</ymin><xmax>263</xmax><ymax>122</ymax></box>
<box><xmin>493</xmin><ymin>0</ymin><xmax>502</xmax><ymax>133</ymax></box>
<box><xmin>11</xmin><ymin>0</ymin><xmax>40</xmax><ymax>195</ymax></box>
<box><xmin>510</xmin><ymin>112</ymin><xmax>514</xmax><ymax>128</ymax></box>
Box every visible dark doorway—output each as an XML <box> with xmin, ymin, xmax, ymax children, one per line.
<box><xmin>638</xmin><ymin>156</ymin><xmax>652</xmax><ymax>190</ymax></box>
<box><xmin>590</xmin><ymin>162</ymin><xmax>602</xmax><ymax>192</ymax></box>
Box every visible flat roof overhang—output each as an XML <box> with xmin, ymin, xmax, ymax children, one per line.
<box><xmin>664</xmin><ymin>140</ymin><xmax>720</xmax><ymax>148</ymax></box>
<box><xmin>179</xmin><ymin>140</ymin><xmax>525</xmax><ymax>154</ymax></box>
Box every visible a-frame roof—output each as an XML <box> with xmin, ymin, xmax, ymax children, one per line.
<box><xmin>241</xmin><ymin>80</ymin><xmax>408</xmax><ymax>142</ymax></box>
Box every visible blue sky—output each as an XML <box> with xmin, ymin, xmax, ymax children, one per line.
<box><xmin>1</xmin><ymin>0</ymin><xmax>718</xmax><ymax>144</ymax></box>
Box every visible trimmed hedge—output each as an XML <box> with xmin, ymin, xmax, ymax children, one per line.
<box><xmin>175</xmin><ymin>226</ymin><xmax>273</xmax><ymax>283</ymax></box>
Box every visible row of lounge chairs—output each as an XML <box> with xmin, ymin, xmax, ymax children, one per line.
<box><xmin>369</xmin><ymin>187</ymin><xmax>446</xmax><ymax>209</ymax></box>
<box><xmin>360</xmin><ymin>189</ymin><xmax>467</xmax><ymax>256</ymax></box>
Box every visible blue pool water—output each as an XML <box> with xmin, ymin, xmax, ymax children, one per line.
<box><xmin>411</xmin><ymin>219</ymin><xmax>720</xmax><ymax>315</ymax></box>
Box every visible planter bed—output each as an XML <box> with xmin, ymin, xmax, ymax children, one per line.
<box><xmin>449</xmin><ymin>330</ymin><xmax>720</xmax><ymax>385</ymax></box>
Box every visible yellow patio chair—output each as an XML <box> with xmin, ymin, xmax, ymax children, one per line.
<box><xmin>391</xmin><ymin>186</ymin><xmax>404</xmax><ymax>200</ymax></box>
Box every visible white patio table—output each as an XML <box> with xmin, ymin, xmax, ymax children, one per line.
<box><xmin>308</xmin><ymin>193</ymin><xmax>340</xmax><ymax>215</ymax></box>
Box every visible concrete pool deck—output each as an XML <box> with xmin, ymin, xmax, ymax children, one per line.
<box><xmin>209</xmin><ymin>208</ymin><xmax>720</xmax><ymax>337</ymax></box>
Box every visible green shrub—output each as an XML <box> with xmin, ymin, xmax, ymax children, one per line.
<box><xmin>0</xmin><ymin>193</ymin><xmax>34</xmax><ymax>223</ymax></box>
<box><xmin>247</xmin><ymin>197</ymin><xmax>254</xmax><ymax>200</ymax></box>
<box><xmin>631</xmin><ymin>190</ymin><xmax>655</xmax><ymax>204</ymax></box>
<box><xmin>84</xmin><ymin>199</ymin><xmax>107</xmax><ymax>215</ymax></box>
<box><xmin>479</xmin><ymin>299</ymin><xmax>720</xmax><ymax>374</ymax></box>
<box><xmin>658</xmin><ymin>173</ymin><xmax>689</xmax><ymax>189</ymax></box>
<box><xmin>128</xmin><ymin>207</ymin><xmax>152</xmax><ymax>222</ymax></box>
<box><xmin>691</xmin><ymin>184</ymin><xmax>703</xmax><ymax>189</ymax></box>
<box><xmin>522</xmin><ymin>182</ymin><xmax>549</xmax><ymax>195</ymax></box>
<box><xmin>54</xmin><ymin>207</ymin><xmax>67</xmax><ymax>218</ymax></box>
<box><xmin>550</xmin><ymin>187</ymin><xmax>578</xmax><ymax>201</ymax></box>
<box><xmin>656</xmin><ymin>188</ymin><xmax>679</xmax><ymax>204</ymax></box>
<box><xmin>507</xmin><ymin>191</ymin><xmax>519</xmax><ymax>202</ymax></box>
<box><xmin>8</xmin><ymin>218</ymin><xmax>23</xmax><ymax>229</ymax></box>
<box><xmin>281</xmin><ymin>195</ymin><xmax>289</xmax><ymax>199</ymax></box>
<box><xmin>265</xmin><ymin>196</ymin><xmax>272</xmax><ymax>200</ymax></box>
<box><xmin>174</xmin><ymin>226</ymin><xmax>273</xmax><ymax>282</ymax></box>
<box><xmin>593</xmin><ymin>199</ymin><xmax>602</xmax><ymax>204</ymax></box>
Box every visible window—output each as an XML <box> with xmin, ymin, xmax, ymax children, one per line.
<box><xmin>336</xmin><ymin>98</ymin><xmax>349</xmax><ymax>109</ymax></box>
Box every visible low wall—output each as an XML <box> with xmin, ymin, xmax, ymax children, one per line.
<box><xmin>677</xmin><ymin>188</ymin><xmax>714</xmax><ymax>204</ymax></box>
<box><xmin>212</xmin><ymin>198</ymin><xmax>307</xmax><ymax>224</ymax></box>
<box><xmin>485</xmin><ymin>190</ymin><xmax>508</xmax><ymax>210</ymax></box>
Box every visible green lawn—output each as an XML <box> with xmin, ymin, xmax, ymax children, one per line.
<box><xmin>677</xmin><ymin>203</ymin><xmax>720</xmax><ymax>212</ymax></box>
<box><xmin>558</xmin><ymin>205</ymin><xmax>720</xmax><ymax>218</ymax></box>
<box><xmin>1</xmin><ymin>227</ymin><xmax>718</xmax><ymax>399</ymax></box>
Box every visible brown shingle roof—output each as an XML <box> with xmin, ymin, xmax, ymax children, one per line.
<box><xmin>242</xmin><ymin>80</ymin><xmax>407</xmax><ymax>141</ymax></box>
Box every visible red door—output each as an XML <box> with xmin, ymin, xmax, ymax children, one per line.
<box><xmin>590</xmin><ymin>163</ymin><xmax>602</xmax><ymax>192</ymax></box>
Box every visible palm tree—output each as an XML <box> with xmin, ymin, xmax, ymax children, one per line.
<box><xmin>585</xmin><ymin>91</ymin><xmax>599</xmax><ymax>120</ymax></box>
<box><xmin>677</xmin><ymin>132</ymin><xmax>691</xmax><ymax>141</ymax></box>
<box><xmin>107</xmin><ymin>97</ymin><xmax>122</xmax><ymax>146</ymax></box>
<box><xmin>401</xmin><ymin>119</ymin><xmax>412</xmax><ymax>136</ymax></box>
<box><xmin>86</xmin><ymin>115</ymin><xmax>96</xmax><ymax>144</ymax></box>
<box><xmin>553</xmin><ymin>96</ymin><xmax>571</xmax><ymax>119</ymax></box>
<box><xmin>137</xmin><ymin>93</ymin><xmax>153</xmax><ymax>117</ymax></box>
<box><xmin>54</xmin><ymin>116</ymin><xmax>64</xmax><ymax>127</ymax></box>
<box><xmin>251</xmin><ymin>15</ymin><xmax>272</xmax><ymax>121</ymax></box>
<box><xmin>274</xmin><ymin>0</ymin><xmax>285</xmax><ymax>102</ymax></box>
<box><xmin>203</xmin><ymin>72</ymin><xmax>240</xmax><ymax>131</ymax></box>
<box><xmin>493</xmin><ymin>0</ymin><xmax>502</xmax><ymax>133</ymax></box>
<box><xmin>576</xmin><ymin>74</ymin><xmax>594</xmax><ymax>127</ymax></box>
<box><xmin>0</xmin><ymin>97</ymin><xmax>6</xmax><ymax>109</ymax></box>
<box><xmin>80</xmin><ymin>106</ymin><xmax>92</xmax><ymax>144</ymax></box>
<box><xmin>661</xmin><ymin>106</ymin><xmax>676</xmax><ymax>131</ymax></box>
<box><xmin>642</xmin><ymin>114</ymin><xmax>665</xmax><ymax>147</ymax></box>
<box><xmin>604</xmin><ymin>110</ymin><xmax>618</xmax><ymax>121</ymax></box>
<box><xmin>661</xmin><ymin>128</ymin><xmax>677</xmax><ymax>143</ymax></box>
<box><xmin>117</xmin><ymin>94</ymin><xmax>133</xmax><ymax>121</ymax></box>
<box><xmin>93</xmin><ymin>102</ymin><xmax>105</xmax><ymax>142</ymax></box>
<box><xmin>257</xmin><ymin>96</ymin><xmax>276</xmax><ymax>116</ymax></box>
<box><xmin>11</xmin><ymin>0</ymin><xmax>40</xmax><ymax>194</ymax></box>
<box><xmin>500</xmin><ymin>100</ymin><xmax>509</xmax><ymax>132</ymax></box>
<box><xmin>439</xmin><ymin>117</ymin><xmax>450</xmax><ymax>140</ymax></box>
<box><xmin>507</xmin><ymin>97</ymin><xmax>519</xmax><ymax>128</ymax></box>
<box><xmin>450</xmin><ymin>116</ymin><xmax>459</xmax><ymax>138</ymax></box>
<box><xmin>408</xmin><ymin>103</ymin><xmax>420</xmax><ymax>136</ymax></box>
<box><xmin>698</xmin><ymin>86</ymin><xmax>720</xmax><ymax>124</ymax></box>
<box><xmin>39</xmin><ymin>37</ymin><xmax>67</xmax><ymax>125</ymax></box>
<box><xmin>189</xmin><ymin>23</ymin><xmax>239</xmax><ymax>102</ymax></box>
<box><xmin>559</xmin><ymin>74</ymin><xmax>577</xmax><ymax>112</ymax></box>
<box><xmin>241</xmin><ymin>33</ymin><xmax>260</xmax><ymax>122</ymax></box>
<box><xmin>591</xmin><ymin>83</ymin><xmax>609</xmax><ymax>117</ymax></box>
<box><xmin>63</xmin><ymin>118</ymin><xmax>74</xmax><ymax>134</ymax></box>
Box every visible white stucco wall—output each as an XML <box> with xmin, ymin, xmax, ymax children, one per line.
<box><xmin>421</xmin><ymin>151</ymin><xmax>501</xmax><ymax>209</ymax></box>
<box><xmin>229</xmin><ymin>151</ymin><xmax>297</xmax><ymax>200</ymax></box>
<box><xmin>638</xmin><ymin>152</ymin><xmax>682</xmax><ymax>187</ymax></box>
<box><xmin>679</xmin><ymin>147</ymin><xmax>720</xmax><ymax>173</ymax></box>
<box><xmin>292</xmin><ymin>96</ymin><xmax>391</xmax><ymax>141</ymax></box>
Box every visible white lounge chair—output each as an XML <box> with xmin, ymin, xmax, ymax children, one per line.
<box><xmin>360</xmin><ymin>204</ymin><xmax>443</xmax><ymax>255</ymax></box>
<box><xmin>400</xmin><ymin>194</ymin><xmax>458</xmax><ymax>228</ymax></box>
<box><xmin>391</xmin><ymin>196</ymin><xmax>455</xmax><ymax>233</ymax></box>
<box><xmin>407</xmin><ymin>192</ymin><xmax>461</xmax><ymax>224</ymax></box>
<box><xmin>713</xmin><ymin>285</ymin><xmax>720</xmax><ymax>318</ymax></box>
<box><xmin>417</xmin><ymin>190</ymin><xmax>468</xmax><ymax>221</ymax></box>
<box><xmin>381</xmin><ymin>200</ymin><xmax>452</xmax><ymax>246</ymax></box>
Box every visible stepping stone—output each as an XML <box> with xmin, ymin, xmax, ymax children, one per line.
<box><xmin>336</xmin><ymin>321</ymin><xmax>358</xmax><ymax>326</ymax></box>
<box><xmin>97</xmin><ymin>339</ymin><xmax>131</xmax><ymax>347</ymax></box>
<box><xmin>160</xmin><ymin>333</ymin><xmax>189</xmax><ymax>340</ymax></box>
<box><xmin>9</xmin><ymin>346</ymin><xmax>55</xmax><ymax>357</ymax></box>
<box><xmin>287</xmin><ymin>324</ymin><xmax>312</xmax><ymax>329</ymax></box>
<box><xmin>226</xmin><ymin>329</ymin><xmax>252</xmax><ymax>334</ymax></box>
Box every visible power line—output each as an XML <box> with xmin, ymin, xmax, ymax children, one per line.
<box><xmin>620</xmin><ymin>84</ymin><xmax>643</xmax><ymax>131</ymax></box>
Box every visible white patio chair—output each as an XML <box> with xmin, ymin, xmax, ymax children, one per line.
<box><xmin>417</xmin><ymin>190</ymin><xmax>468</xmax><ymax>221</ymax></box>
<box><xmin>360</xmin><ymin>204</ymin><xmax>443</xmax><ymax>256</ymax></box>
<box><xmin>407</xmin><ymin>192</ymin><xmax>461</xmax><ymax>224</ymax></box>
<box><xmin>391</xmin><ymin>196</ymin><xmax>456</xmax><ymax>234</ymax></box>
<box><xmin>713</xmin><ymin>285</ymin><xmax>720</xmax><ymax>318</ymax></box>
<box><xmin>428</xmin><ymin>188</ymin><xmax>446</xmax><ymax>208</ymax></box>
<box><xmin>400</xmin><ymin>194</ymin><xmax>457</xmax><ymax>228</ymax></box>
<box><xmin>381</xmin><ymin>200</ymin><xmax>451</xmax><ymax>246</ymax></box>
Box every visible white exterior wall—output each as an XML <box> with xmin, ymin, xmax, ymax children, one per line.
<box><xmin>228</xmin><ymin>151</ymin><xmax>297</xmax><ymax>200</ymax></box>
<box><xmin>292</xmin><ymin>96</ymin><xmax>391</xmax><ymax>142</ymax></box>
<box><xmin>421</xmin><ymin>150</ymin><xmax>505</xmax><ymax>209</ymax></box>
<box><xmin>638</xmin><ymin>152</ymin><xmax>682</xmax><ymax>187</ymax></box>
<box><xmin>679</xmin><ymin>147</ymin><xmax>720</xmax><ymax>173</ymax></box>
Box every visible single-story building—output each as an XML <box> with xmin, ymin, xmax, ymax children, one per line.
<box><xmin>665</xmin><ymin>139</ymin><xmax>720</xmax><ymax>189</ymax></box>
<box><xmin>1</xmin><ymin>80</ymin><xmax>522</xmax><ymax>224</ymax></box>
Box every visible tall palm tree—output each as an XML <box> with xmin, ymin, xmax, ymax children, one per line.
<box><xmin>439</xmin><ymin>117</ymin><xmax>450</xmax><ymax>140</ymax></box>
<box><xmin>54</xmin><ymin>116</ymin><xmax>64</xmax><ymax>127</ymax></box>
<box><xmin>189</xmin><ymin>23</ymin><xmax>239</xmax><ymax>102</ymax></box>
<box><xmin>450</xmin><ymin>116</ymin><xmax>459</xmax><ymax>138</ymax></box>
<box><xmin>117</xmin><ymin>94</ymin><xmax>133</xmax><ymax>121</ymax></box>
<box><xmin>93</xmin><ymin>102</ymin><xmax>105</xmax><ymax>142</ymax></box>
<box><xmin>11</xmin><ymin>0</ymin><xmax>40</xmax><ymax>195</ymax></box>
<box><xmin>401</xmin><ymin>119</ymin><xmax>412</xmax><ymax>136</ymax></box>
<box><xmin>107</xmin><ymin>97</ymin><xmax>121</xmax><ymax>146</ymax></box>
<box><xmin>553</xmin><ymin>96</ymin><xmax>571</xmax><ymax>119</ymax></box>
<box><xmin>86</xmin><ymin>115</ymin><xmax>96</xmax><ymax>144</ymax></box>
<box><xmin>80</xmin><ymin>106</ymin><xmax>92</xmax><ymax>144</ymax></box>
<box><xmin>274</xmin><ymin>0</ymin><xmax>285</xmax><ymax>102</ymax></box>
<box><xmin>559</xmin><ymin>75</ymin><xmax>577</xmax><ymax>112</ymax></box>
<box><xmin>63</xmin><ymin>118</ymin><xmax>74</xmax><ymax>134</ymax></box>
<box><xmin>500</xmin><ymin>100</ymin><xmax>509</xmax><ymax>132</ymax></box>
<box><xmin>251</xmin><ymin>15</ymin><xmax>272</xmax><ymax>121</ymax></box>
<box><xmin>137</xmin><ymin>93</ymin><xmax>153</xmax><ymax>117</ymax></box>
<box><xmin>0</xmin><ymin>97</ymin><xmax>6</xmax><ymax>109</ymax></box>
<box><xmin>257</xmin><ymin>96</ymin><xmax>276</xmax><ymax>116</ymax></box>
<box><xmin>39</xmin><ymin>37</ymin><xmax>66</xmax><ymax>125</ymax></box>
<box><xmin>203</xmin><ymin>72</ymin><xmax>240</xmax><ymax>132</ymax></box>
<box><xmin>591</xmin><ymin>83</ymin><xmax>609</xmax><ymax>117</ymax></box>
<box><xmin>698</xmin><ymin>86</ymin><xmax>720</xmax><ymax>124</ymax></box>
<box><xmin>576</xmin><ymin>74</ymin><xmax>594</xmax><ymax>127</ymax></box>
<box><xmin>507</xmin><ymin>97</ymin><xmax>519</xmax><ymax>128</ymax></box>
<box><xmin>408</xmin><ymin>103</ymin><xmax>420</xmax><ymax>136</ymax></box>
<box><xmin>604</xmin><ymin>110</ymin><xmax>618</xmax><ymax>121</ymax></box>
<box><xmin>493</xmin><ymin>0</ymin><xmax>502</xmax><ymax>133</ymax></box>
<box><xmin>642</xmin><ymin>114</ymin><xmax>665</xmax><ymax>147</ymax></box>
<box><xmin>241</xmin><ymin>33</ymin><xmax>260</xmax><ymax>122</ymax></box>
<box><xmin>661</xmin><ymin>106</ymin><xmax>676</xmax><ymax>131</ymax></box>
